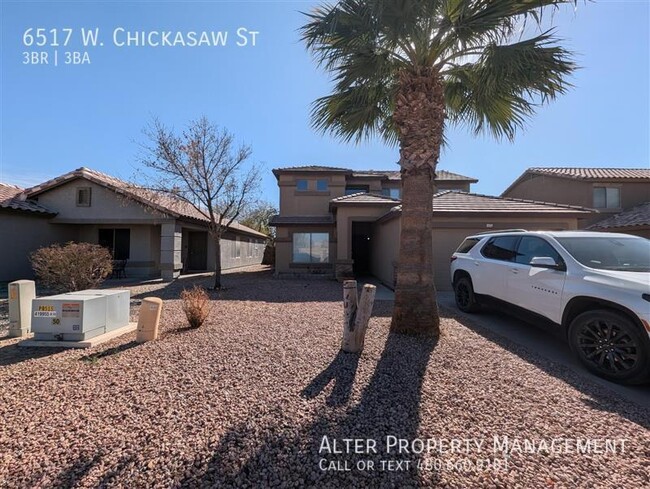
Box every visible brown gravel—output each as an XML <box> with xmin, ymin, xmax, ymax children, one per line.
<box><xmin>0</xmin><ymin>265</ymin><xmax>648</xmax><ymax>488</ymax></box>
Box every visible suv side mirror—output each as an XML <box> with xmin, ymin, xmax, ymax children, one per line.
<box><xmin>530</xmin><ymin>256</ymin><xmax>565</xmax><ymax>271</ymax></box>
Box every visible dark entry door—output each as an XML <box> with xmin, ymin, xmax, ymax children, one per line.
<box><xmin>187</xmin><ymin>231</ymin><xmax>208</xmax><ymax>270</ymax></box>
<box><xmin>351</xmin><ymin>222</ymin><xmax>372</xmax><ymax>276</ymax></box>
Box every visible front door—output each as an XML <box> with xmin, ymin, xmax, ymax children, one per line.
<box><xmin>187</xmin><ymin>231</ymin><xmax>208</xmax><ymax>271</ymax></box>
<box><xmin>351</xmin><ymin>222</ymin><xmax>372</xmax><ymax>276</ymax></box>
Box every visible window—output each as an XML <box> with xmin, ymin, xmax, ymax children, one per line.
<box><xmin>455</xmin><ymin>238</ymin><xmax>480</xmax><ymax>254</ymax></box>
<box><xmin>381</xmin><ymin>188</ymin><xmax>401</xmax><ymax>199</ymax></box>
<box><xmin>316</xmin><ymin>179</ymin><xmax>329</xmax><ymax>192</ymax></box>
<box><xmin>98</xmin><ymin>228</ymin><xmax>130</xmax><ymax>259</ymax></box>
<box><xmin>76</xmin><ymin>187</ymin><xmax>91</xmax><ymax>207</ymax></box>
<box><xmin>515</xmin><ymin>237</ymin><xmax>562</xmax><ymax>265</ymax></box>
<box><xmin>248</xmin><ymin>238</ymin><xmax>253</xmax><ymax>257</ymax></box>
<box><xmin>481</xmin><ymin>236</ymin><xmax>519</xmax><ymax>262</ymax></box>
<box><xmin>593</xmin><ymin>187</ymin><xmax>620</xmax><ymax>209</ymax></box>
<box><xmin>345</xmin><ymin>185</ymin><xmax>369</xmax><ymax>195</ymax></box>
<box><xmin>235</xmin><ymin>236</ymin><xmax>241</xmax><ymax>258</ymax></box>
<box><xmin>292</xmin><ymin>233</ymin><xmax>329</xmax><ymax>263</ymax></box>
<box><xmin>296</xmin><ymin>179</ymin><xmax>309</xmax><ymax>191</ymax></box>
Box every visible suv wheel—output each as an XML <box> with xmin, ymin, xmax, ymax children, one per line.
<box><xmin>454</xmin><ymin>276</ymin><xmax>480</xmax><ymax>313</ymax></box>
<box><xmin>569</xmin><ymin>310</ymin><xmax>650</xmax><ymax>384</ymax></box>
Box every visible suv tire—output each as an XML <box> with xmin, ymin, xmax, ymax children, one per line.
<box><xmin>569</xmin><ymin>309</ymin><xmax>650</xmax><ymax>384</ymax></box>
<box><xmin>454</xmin><ymin>276</ymin><xmax>480</xmax><ymax>313</ymax></box>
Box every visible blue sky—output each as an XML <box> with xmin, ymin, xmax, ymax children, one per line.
<box><xmin>1</xmin><ymin>0</ymin><xmax>648</xmax><ymax>206</ymax></box>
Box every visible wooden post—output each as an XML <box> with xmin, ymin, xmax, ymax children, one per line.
<box><xmin>341</xmin><ymin>280</ymin><xmax>358</xmax><ymax>352</ymax></box>
<box><xmin>342</xmin><ymin>282</ymin><xmax>376</xmax><ymax>353</ymax></box>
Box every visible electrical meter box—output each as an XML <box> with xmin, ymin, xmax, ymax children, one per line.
<box><xmin>31</xmin><ymin>289</ymin><xmax>130</xmax><ymax>341</ymax></box>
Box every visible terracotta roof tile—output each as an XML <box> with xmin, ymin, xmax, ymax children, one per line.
<box><xmin>273</xmin><ymin>165</ymin><xmax>477</xmax><ymax>182</ymax></box>
<box><xmin>527</xmin><ymin>167</ymin><xmax>650</xmax><ymax>180</ymax></box>
<box><xmin>587</xmin><ymin>202</ymin><xmax>650</xmax><ymax>230</ymax></box>
<box><xmin>330</xmin><ymin>192</ymin><xmax>401</xmax><ymax>204</ymax></box>
<box><xmin>0</xmin><ymin>182</ymin><xmax>55</xmax><ymax>214</ymax></box>
<box><xmin>23</xmin><ymin>168</ymin><xmax>267</xmax><ymax>238</ymax></box>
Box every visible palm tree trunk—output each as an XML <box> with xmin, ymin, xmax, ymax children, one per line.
<box><xmin>391</xmin><ymin>68</ymin><xmax>444</xmax><ymax>336</ymax></box>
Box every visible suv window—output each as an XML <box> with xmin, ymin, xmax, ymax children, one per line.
<box><xmin>456</xmin><ymin>238</ymin><xmax>480</xmax><ymax>254</ymax></box>
<box><xmin>515</xmin><ymin>237</ymin><xmax>562</xmax><ymax>265</ymax></box>
<box><xmin>481</xmin><ymin>236</ymin><xmax>519</xmax><ymax>261</ymax></box>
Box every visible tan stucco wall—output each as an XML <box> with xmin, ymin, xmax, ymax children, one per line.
<box><xmin>0</xmin><ymin>211</ymin><xmax>78</xmax><ymax>282</ymax></box>
<box><xmin>503</xmin><ymin>175</ymin><xmax>650</xmax><ymax>226</ymax></box>
<box><xmin>36</xmin><ymin>179</ymin><xmax>170</xmax><ymax>223</ymax></box>
<box><xmin>278</xmin><ymin>173</ymin><xmax>347</xmax><ymax>216</ymax></box>
<box><xmin>371</xmin><ymin>214</ymin><xmax>581</xmax><ymax>292</ymax></box>
<box><xmin>335</xmin><ymin>205</ymin><xmax>397</xmax><ymax>261</ymax></box>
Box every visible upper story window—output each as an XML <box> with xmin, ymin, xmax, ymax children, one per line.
<box><xmin>593</xmin><ymin>186</ymin><xmax>620</xmax><ymax>209</ymax></box>
<box><xmin>316</xmin><ymin>179</ymin><xmax>329</xmax><ymax>192</ymax></box>
<box><xmin>382</xmin><ymin>188</ymin><xmax>401</xmax><ymax>199</ymax></box>
<box><xmin>345</xmin><ymin>185</ymin><xmax>369</xmax><ymax>195</ymax></box>
<box><xmin>76</xmin><ymin>187</ymin><xmax>91</xmax><ymax>207</ymax></box>
<box><xmin>296</xmin><ymin>179</ymin><xmax>309</xmax><ymax>191</ymax></box>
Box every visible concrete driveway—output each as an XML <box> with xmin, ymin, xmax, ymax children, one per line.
<box><xmin>436</xmin><ymin>291</ymin><xmax>650</xmax><ymax>409</ymax></box>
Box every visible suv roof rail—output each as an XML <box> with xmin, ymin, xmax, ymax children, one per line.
<box><xmin>474</xmin><ymin>228</ymin><xmax>527</xmax><ymax>235</ymax></box>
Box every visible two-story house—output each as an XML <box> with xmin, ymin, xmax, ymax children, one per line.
<box><xmin>270</xmin><ymin>165</ymin><xmax>592</xmax><ymax>290</ymax></box>
<box><xmin>502</xmin><ymin>167</ymin><xmax>650</xmax><ymax>237</ymax></box>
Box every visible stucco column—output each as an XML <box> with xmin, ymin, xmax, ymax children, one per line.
<box><xmin>335</xmin><ymin>213</ymin><xmax>353</xmax><ymax>280</ymax></box>
<box><xmin>160</xmin><ymin>220</ymin><xmax>182</xmax><ymax>281</ymax></box>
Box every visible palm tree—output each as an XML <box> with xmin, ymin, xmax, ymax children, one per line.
<box><xmin>301</xmin><ymin>0</ymin><xmax>577</xmax><ymax>336</ymax></box>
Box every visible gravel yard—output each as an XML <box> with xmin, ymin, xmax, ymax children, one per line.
<box><xmin>0</xmin><ymin>266</ymin><xmax>648</xmax><ymax>488</ymax></box>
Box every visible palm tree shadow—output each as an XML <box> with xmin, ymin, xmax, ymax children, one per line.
<box><xmin>301</xmin><ymin>350</ymin><xmax>360</xmax><ymax>406</ymax></box>
<box><xmin>182</xmin><ymin>331</ymin><xmax>440</xmax><ymax>487</ymax></box>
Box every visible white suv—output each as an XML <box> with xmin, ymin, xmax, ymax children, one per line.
<box><xmin>450</xmin><ymin>230</ymin><xmax>650</xmax><ymax>384</ymax></box>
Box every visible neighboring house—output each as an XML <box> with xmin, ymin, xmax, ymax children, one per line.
<box><xmin>269</xmin><ymin>166</ymin><xmax>593</xmax><ymax>291</ymax></box>
<box><xmin>587</xmin><ymin>202</ymin><xmax>650</xmax><ymax>239</ymax></box>
<box><xmin>502</xmin><ymin>167</ymin><xmax>650</xmax><ymax>233</ymax></box>
<box><xmin>0</xmin><ymin>168</ymin><xmax>267</xmax><ymax>282</ymax></box>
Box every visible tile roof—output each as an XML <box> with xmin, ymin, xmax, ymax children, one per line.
<box><xmin>24</xmin><ymin>167</ymin><xmax>267</xmax><ymax>238</ymax></box>
<box><xmin>273</xmin><ymin>165</ymin><xmax>477</xmax><ymax>182</ymax></box>
<box><xmin>330</xmin><ymin>192</ymin><xmax>401</xmax><ymax>205</ymax></box>
<box><xmin>269</xmin><ymin>215</ymin><xmax>335</xmax><ymax>226</ymax></box>
<box><xmin>0</xmin><ymin>182</ymin><xmax>55</xmax><ymax>214</ymax></box>
<box><xmin>527</xmin><ymin>167</ymin><xmax>650</xmax><ymax>180</ymax></box>
<box><xmin>503</xmin><ymin>167</ymin><xmax>650</xmax><ymax>196</ymax></box>
<box><xmin>587</xmin><ymin>202</ymin><xmax>650</xmax><ymax>230</ymax></box>
<box><xmin>379</xmin><ymin>190</ymin><xmax>594</xmax><ymax>222</ymax></box>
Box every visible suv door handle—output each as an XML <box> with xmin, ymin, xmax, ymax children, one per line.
<box><xmin>510</xmin><ymin>268</ymin><xmax>518</xmax><ymax>274</ymax></box>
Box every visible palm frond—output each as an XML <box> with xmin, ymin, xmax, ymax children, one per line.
<box><xmin>444</xmin><ymin>30</ymin><xmax>576</xmax><ymax>140</ymax></box>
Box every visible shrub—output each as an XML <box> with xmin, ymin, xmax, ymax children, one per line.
<box><xmin>30</xmin><ymin>242</ymin><xmax>113</xmax><ymax>292</ymax></box>
<box><xmin>180</xmin><ymin>285</ymin><xmax>211</xmax><ymax>328</ymax></box>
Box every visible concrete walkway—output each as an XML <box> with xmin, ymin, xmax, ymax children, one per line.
<box><xmin>436</xmin><ymin>291</ymin><xmax>650</xmax><ymax>408</ymax></box>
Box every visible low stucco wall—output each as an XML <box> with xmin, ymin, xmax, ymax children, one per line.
<box><xmin>0</xmin><ymin>211</ymin><xmax>77</xmax><ymax>282</ymax></box>
<box><xmin>207</xmin><ymin>232</ymin><xmax>266</xmax><ymax>271</ymax></box>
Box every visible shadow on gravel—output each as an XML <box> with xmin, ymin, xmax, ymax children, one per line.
<box><xmin>439</xmin><ymin>306</ymin><xmax>650</xmax><ymax>429</ymax></box>
<box><xmin>0</xmin><ymin>344</ymin><xmax>66</xmax><ymax>367</ymax></box>
<box><xmin>181</xmin><ymin>332</ymin><xmax>440</xmax><ymax>487</ymax></box>
<box><xmin>301</xmin><ymin>351</ymin><xmax>360</xmax><ymax>406</ymax></box>
<box><xmin>52</xmin><ymin>453</ymin><xmax>102</xmax><ymax>488</ymax></box>
<box><xmin>79</xmin><ymin>341</ymin><xmax>139</xmax><ymax>363</ymax></box>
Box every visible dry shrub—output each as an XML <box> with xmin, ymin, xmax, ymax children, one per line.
<box><xmin>180</xmin><ymin>285</ymin><xmax>212</xmax><ymax>328</ymax></box>
<box><xmin>30</xmin><ymin>241</ymin><xmax>113</xmax><ymax>292</ymax></box>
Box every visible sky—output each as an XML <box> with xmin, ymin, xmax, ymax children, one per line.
<box><xmin>1</xmin><ymin>0</ymin><xmax>648</xmax><ymax>207</ymax></box>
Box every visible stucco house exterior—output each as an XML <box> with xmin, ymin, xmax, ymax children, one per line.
<box><xmin>269</xmin><ymin>165</ymin><xmax>593</xmax><ymax>291</ymax></box>
<box><xmin>0</xmin><ymin>168</ymin><xmax>267</xmax><ymax>282</ymax></box>
<box><xmin>502</xmin><ymin>167</ymin><xmax>650</xmax><ymax>235</ymax></box>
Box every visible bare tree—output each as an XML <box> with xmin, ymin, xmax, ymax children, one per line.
<box><xmin>138</xmin><ymin>116</ymin><xmax>261</xmax><ymax>289</ymax></box>
<box><xmin>240</xmin><ymin>202</ymin><xmax>277</xmax><ymax>239</ymax></box>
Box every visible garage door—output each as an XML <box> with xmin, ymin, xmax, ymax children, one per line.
<box><xmin>432</xmin><ymin>228</ymin><xmax>476</xmax><ymax>291</ymax></box>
